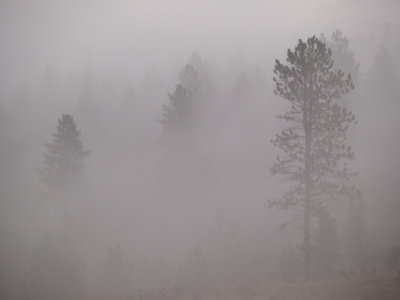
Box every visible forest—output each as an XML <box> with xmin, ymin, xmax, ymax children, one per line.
<box><xmin>0</xmin><ymin>1</ymin><xmax>399</xmax><ymax>299</ymax></box>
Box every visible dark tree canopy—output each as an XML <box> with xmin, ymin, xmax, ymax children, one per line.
<box><xmin>271</xmin><ymin>36</ymin><xmax>356</xmax><ymax>279</ymax></box>
<box><xmin>37</xmin><ymin>114</ymin><xmax>90</xmax><ymax>191</ymax></box>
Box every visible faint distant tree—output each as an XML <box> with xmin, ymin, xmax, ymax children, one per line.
<box><xmin>362</xmin><ymin>45</ymin><xmax>399</xmax><ymax>168</ymax></box>
<box><xmin>160</xmin><ymin>84</ymin><xmax>196</xmax><ymax>146</ymax></box>
<box><xmin>344</xmin><ymin>190</ymin><xmax>365</xmax><ymax>267</ymax></box>
<box><xmin>159</xmin><ymin>64</ymin><xmax>201</xmax><ymax>146</ymax></box>
<box><xmin>249</xmin><ymin>66</ymin><xmax>269</xmax><ymax>97</ymax></box>
<box><xmin>188</xmin><ymin>52</ymin><xmax>217</xmax><ymax>100</ymax></box>
<box><xmin>160</xmin><ymin>51</ymin><xmax>220</xmax><ymax>149</ymax></box>
<box><xmin>177</xmin><ymin>246</ymin><xmax>208</xmax><ymax>300</ymax></box>
<box><xmin>189</xmin><ymin>52</ymin><xmax>206</xmax><ymax>73</ymax></box>
<box><xmin>384</xmin><ymin>245</ymin><xmax>400</xmax><ymax>269</ymax></box>
<box><xmin>320</xmin><ymin>30</ymin><xmax>361</xmax><ymax>85</ymax></box>
<box><xmin>208</xmin><ymin>210</ymin><xmax>241</xmax><ymax>259</ymax></box>
<box><xmin>26</xmin><ymin>232</ymin><xmax>86</xmax><ymax>300</ymax></box>
<box><xmin>38</xmin><ymin>67</ymin><xmax>60</xmax><ymax>108</ymax></box>
<box><xmin>123</xmin><ymin>82</ymin><xmax>136</xmax><ymax>107</ymax></box>
<box><xmin>98</xmin><ymin>245</ymin><xmax>134</xmax><ymax>298</ymax></box>
<box><xmin>37</xmin><ymin>114</ymin><xmax>90</xmax><ymax>191</ymax></box>
<box><xmin>179</xmin><ymin>63</ymin><xmax>202</xmax><ymax>100</ymax></box>
<box><xmin>270</xmin><ymin>36</ymin><xmax>356</xmax><ymax>280</ymax></box>
<box><xmin>12</xmin><ymin>82</ymin><xmax>33</xmax><ymax>114</ymax></box>
<box><xmin>78</xmin><ymin>81</ymin><xmax>98</xmax><ymax>118</ymax></box>
<box><xmin>311</xmin><ymin>208</ymin><xmax>340</xmax><ymax>277</ymax></box>
<box><xmin>76</xmin><ymin>69</ymin><xmax>102</xmax><ymax>141</ymax></box>
<box><xmin>279</xmin><ymin>243</ymin><xmax>302</xmax><ymax>281</ymax></box>
<box><xmin>141</xmin><ymin>67</ymin><xmax>165</xmax><ymax>101</ymax></box>
<box><xmin>233</xmin><ymin>72</ymin><xmax>253</xmax><ymax>103</ymax></box>
<box><xmin>365</xmin><ymin>46</ymin><xmax>398</xmax><ymax>99</ymax></box>
<box><xmin>0</xmin><ymin>271</ymin><xmax>6</xmax><ymax>300</ymax></box>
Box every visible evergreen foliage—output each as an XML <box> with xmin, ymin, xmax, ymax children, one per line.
<box><xmin>366</xmin><ymin>46</ymin><xmax>398</xmax><ymax>98</ymax></box>
<box><xmin>37</xmin><ymin>114</ymin><xmax>90</xmax><ymax>191</ymax></box>
<box><xmin>270</xmin><ymin>36</ymin><xmax>356</xmax><ymax>279</ymax></box>
<box><xmin>320</xmin><ymin>30</ymin><xmax>361</xmax><ymax>85</ymax></box>
<box><xmin>159</xmin><ymin>64</ymin><xmax>202</xmax><ymax>147</ymax></box>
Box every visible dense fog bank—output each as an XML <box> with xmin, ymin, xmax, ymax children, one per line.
<box><xmin>0</xmin><ymin>1</ymin><xmax>399</xmax><ymax>299</ymax></box>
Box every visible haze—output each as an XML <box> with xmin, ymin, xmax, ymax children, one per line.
<box><xmin>0</xmin><ymin>1</ymin><xmax>399</xmax><ymax>299</ymax></box>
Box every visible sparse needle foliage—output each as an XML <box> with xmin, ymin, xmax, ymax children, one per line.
<box><xmin>270</xmin><ymin>36</ymin><xmax>356</xmax><ymax>279</ymax></box>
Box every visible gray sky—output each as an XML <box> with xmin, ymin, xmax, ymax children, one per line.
<box><xmin>0</xmin><ymin>1</ymin><xmax>399</xmax><ymax>297</ymax></box>
<box><xmin>0</xmin><ymin>0</ymin><xmax>398</xmax><ymax>91</ymax></box>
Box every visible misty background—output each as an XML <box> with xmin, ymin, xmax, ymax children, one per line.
<box><xmin>0</xmin><ymin>0</ymin><xmax>399</xmax><ymax>299</ymax></box>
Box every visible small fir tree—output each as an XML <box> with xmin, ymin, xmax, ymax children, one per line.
<box><xmin>37</xmin><ymin>114</ymin><xmax>90</xmax><ymax>191</ymax></box>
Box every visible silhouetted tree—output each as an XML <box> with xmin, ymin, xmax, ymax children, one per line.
<box><xmin>270</xmin><ymin>36</ymin><xmax>356</xmax><ymax>279</ymax></box>
<box><xmin>37</xmin><ymin>114</ymin><xmax>90</xmax><ymax>191</ymax></box>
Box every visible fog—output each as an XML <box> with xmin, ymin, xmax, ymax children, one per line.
<box><xmin>0</xmin><ymin>1</ymin><xmax>399</xmax><ymax>299</ymax></box>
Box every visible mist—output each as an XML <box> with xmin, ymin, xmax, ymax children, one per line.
<box><xmin>0</xmin><ymin>1</ymin><xmax>400</xmax><ymax>299</ymax></box>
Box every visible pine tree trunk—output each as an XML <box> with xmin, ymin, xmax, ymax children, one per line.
<box><xmin>304</xmin><ymin>185</ymin><xmax>311</xmax><ymax>280</ymax></box>
<box><xmin>303</xmin><ymin>102</ymin><xmax>312</xmax><ymax>280</ymax></box>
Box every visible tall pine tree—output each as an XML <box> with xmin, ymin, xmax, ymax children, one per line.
<box><xmin>270</xmin><ymin>36</ymin><xmax>356</xmax><ymax>279</ymax></box>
